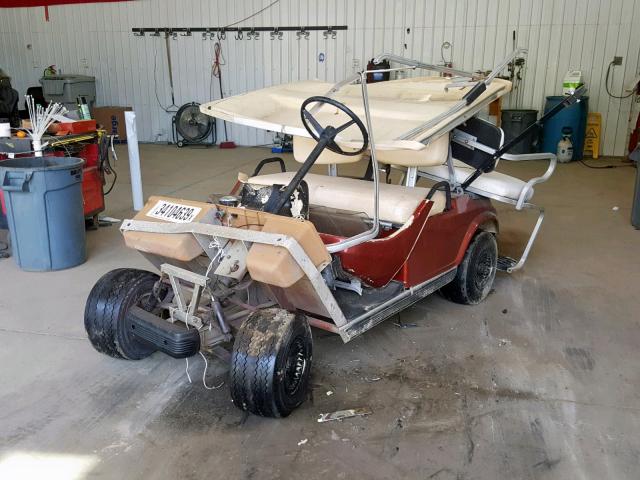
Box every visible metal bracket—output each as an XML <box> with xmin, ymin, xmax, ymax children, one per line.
<box><xmin>445</xmin><ymin>140</ymin><xmax>462</xmax><ymax>195</ymax></box>
<box><xmin>270</xmin><ymin>29</ymin><xmax>283</xmax><ymax>40</ymax></box>
<box><xmin>214</xmin><ymin>240</ymin><xmax>248</xmax><ymax>280</ymax></box>
<box><xmin>452</xmin><ymin>129</ymin><xmax>496</xmax><ymax>155</ymax></box>
<box><xmin>323</xmin><ymin>27</ymin><xmax>337</xmax><ymax>39</ymax></box>
<box><xmin>334</xmin><ymin>278</ymin><xmax>363</xmax><ymax>296</ymax></box>
<box><xmin>404</xmin><ymin>166</ymin><xmax>418</xmax><ymax>187</ymax></box>
<box><xmin>161</xmin><ymin>263</ymin><xmax>209</xmax><ymax>329</ymax></box>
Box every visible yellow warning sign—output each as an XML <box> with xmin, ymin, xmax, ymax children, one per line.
<box><xmin>583</xmin><ymin>112</ymin><xmax>601</xmax><ymax>159</ymax></box>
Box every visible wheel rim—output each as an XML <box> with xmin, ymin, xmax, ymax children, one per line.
<box><xmin>474</xmin><ymin>249</ymin><xmax>495</xmax><ymax>291</ymax></box>
<box><xmin>283</xmin><ymin>336</ymin><xmax>307</xmax><ymax>396</ymax></box>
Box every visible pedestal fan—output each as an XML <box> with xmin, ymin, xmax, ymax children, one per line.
<box><xmin>172</xmin><ymin>102</ymin><xmax>216</xmax><ymax>147</ymax></box>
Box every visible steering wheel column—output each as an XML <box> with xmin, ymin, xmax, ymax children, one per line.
<box><xmin>268</xmin><ymin>126</ymin><xmax>338</xmax><ymax>214</ymax></box>
<box><xmin>266</xmin><ymin>96</ymin><xmax>369</xmax><ymax>215</ymax></box>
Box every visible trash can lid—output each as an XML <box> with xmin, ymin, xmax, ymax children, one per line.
<box><xmin>40</xmin><ymin>75</ymin><xmax>95</xmax><ymax>84</ymax></box>
<box><xmin>501</xmin><ymin>109</ymin><xmax>539</xmax><ymax>114</ymax></box>
<box><xmin>0</xmin><ymin>156</ymin><xmax>84</xmax><ymax>172</ymax></box>
<box><xmin>546</xmin><ymin>95</ymin><xmax>589</xmax><ymax>101</ymax></box>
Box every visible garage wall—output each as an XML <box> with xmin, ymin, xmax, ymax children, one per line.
<box><xmin>0</xmin><ymin>0</ymin><xmax>639</xmax><ymax>156</ymax></box>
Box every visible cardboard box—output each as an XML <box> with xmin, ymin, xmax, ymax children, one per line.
<box><xmin>91</xmin><ymin>106</ymin><xmax>132</xmax><ymax>141</ymax></box>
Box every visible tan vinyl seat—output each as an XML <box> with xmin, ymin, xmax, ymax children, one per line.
<box><xmin>247</xmin><ymin>172</ymin><xmax>446</xmax><ymax>225</ymax></box>
<box><xmin>292</xmin><ymin>133</ymin><xmax>450</xmax><ymax>167</ymax></box>
<box><xmin>419</xmin><ymin>159</ymin><xmax>534</xmax><ymax>202</ymax></box>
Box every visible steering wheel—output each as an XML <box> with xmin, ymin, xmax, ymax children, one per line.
<box><xmin>262</xmin><ymin>96</ymin><xmax>369</xmax><ymax>216</ymax></box>
<box><xmin>300</xmin><ymin>96</ymin><xmax>369</xmax><ymax>156</ymax></box>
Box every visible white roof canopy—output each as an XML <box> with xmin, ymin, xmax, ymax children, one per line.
<box><xmin>201</xmin><ymin>76</ymin><xmax>512</xmax><ymax>153</ymax></box>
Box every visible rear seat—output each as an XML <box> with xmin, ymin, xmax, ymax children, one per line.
<box><xmin>419</xmin><ymin>159</ymin><xmax>534</xmax><ymax>203</ymax></box>
<box><xmin>247</xmin><ymin>172</ymin><xmax>446</xmax><ymax>225</ymax></box>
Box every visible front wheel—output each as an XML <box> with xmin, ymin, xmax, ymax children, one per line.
<box><xmin>230</xmin><ymin>308</ymin><xmax>313</xmax><ymax>418</ymax></box>
<box><xmin>84</xmin><ymin>268</ymin><xmax>160</xmax><ymax>360</ymax></box>
<box><xmin>441</xmin><ymin>231</ymin><xmax>497</xmax><ymax>305</ymax></box>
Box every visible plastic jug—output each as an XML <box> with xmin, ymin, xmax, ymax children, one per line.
<box><xmin>557</xmin><ymin>127</ymin><xmax>574</xmax><ymax>163</ymax></box>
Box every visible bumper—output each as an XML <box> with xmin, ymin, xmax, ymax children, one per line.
<box><xmin>126</xmin><ymin>306</ymin><xmax>200</xmax><ymax>358</ymax></box>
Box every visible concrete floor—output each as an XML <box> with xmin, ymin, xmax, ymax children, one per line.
<box><xmin>1</xmin><ymin>145</ymin><xmax>639</xmax><ymax>480</ymax></box>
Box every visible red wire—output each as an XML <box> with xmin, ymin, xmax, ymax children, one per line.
<box><xmin>212</xmin><ymin>42</ymin><xmax>224</xmax><ymax>79</ymax></box>
<box><xmin>212</xmin><ymin>42</ymin><xmax>229</xmax><ymax>140</ymax></box>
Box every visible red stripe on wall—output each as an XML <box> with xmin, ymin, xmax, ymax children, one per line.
<box><xmin>0</xmin><ymin>0</ymin><xmax>131</xmax><ymax>7</ymax></box>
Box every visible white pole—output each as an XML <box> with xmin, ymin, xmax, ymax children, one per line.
<box><xmin>125</xmin><ymin>111</ymin><xmax>144</xmax><ymax>211</ymax></box>
<box><xmin>32</xmin><ymin>139</ymin><xmax>43</xmax><ymax>157</ymax></box>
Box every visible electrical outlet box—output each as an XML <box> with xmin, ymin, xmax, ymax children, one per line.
<box><xmin>613</xmin><ymin>56</ymin><xmax>623</xmax><ymax>66</ymax></box>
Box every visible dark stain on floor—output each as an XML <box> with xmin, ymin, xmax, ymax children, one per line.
<box><xmin>564</xmin><ymin>346</ymin><xmax>595</xmax><ymax>371</ymax></box>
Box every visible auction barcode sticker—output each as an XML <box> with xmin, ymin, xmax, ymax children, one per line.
<box><xmin>146</xmin><ymin>200</ymin><xmax>202</xmax><ymax>223</ymax></box>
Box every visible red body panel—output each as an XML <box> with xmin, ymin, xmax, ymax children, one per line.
<box><xmin>77</xmin><ymin>144</ymin><xmax>105</xmax><ymax>218</ymax></box>
<box><xmin>319</xmin><ymin>195</ymin><xmax>497</xmax><ymax>288</ymax></box>
<box><xmin>56</xmin><ymin>120</ymin><xmax>98</xmax><ymax>135</ymax></box>
<box><xmin>82</xmin><ymin>166</ymin><xmax>105</xmax><ymax>217</ymax></box>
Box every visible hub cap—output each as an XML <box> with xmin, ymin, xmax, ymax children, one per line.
<box><xmin>474</xmin><ymin>250</ymin><xmax>495</xmax><ymax>290</ymax></box>
<box><xmin>284</xmin><ymin>336</ymin><xmax>307</xmax><ymax>395</ymax></box>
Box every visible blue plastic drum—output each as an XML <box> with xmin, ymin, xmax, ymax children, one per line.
<box><xmin>542</xmin><ymin>95</ymin><xmax>589</xmax><ymax>161</ymax></box>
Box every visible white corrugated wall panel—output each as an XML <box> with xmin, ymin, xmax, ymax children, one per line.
<box><xmin>0</xmin><ymin>0</ymin><xmax>638</xmax><ymax>155</ymax></box>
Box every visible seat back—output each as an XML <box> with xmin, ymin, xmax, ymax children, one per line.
<box><xmin>375</xmin><ymin>134</ymin><xmax>449</xmax><ymax>167</ymax></box>
<box><xmin>293</xmin><ymin>133</ymin><xmax>450</xmax><ymax>167</ymax></box>
<box><xmin>293</xmin><ymin>136</ymin><xmax>365</xmax><ymax>164</ymax></box>
<box><xmin>451</xmin><ymin>117</ymin><xmax>504</xmax><ymax>172</ymax></box>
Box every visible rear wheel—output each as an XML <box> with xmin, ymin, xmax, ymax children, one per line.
<box><xmin>84</xmin><ymin>268</ymin><xmax>160</xmax><ymax>360</ymax></box>
<box><xmin>230</xmin><ymin>308</ymin><xmax>313</xmax><ymax>418</ymax></box>
<box><xmin>441</xmin><ymin>231</ymin><xmax>497</xmax><ymax>305</ymax></box>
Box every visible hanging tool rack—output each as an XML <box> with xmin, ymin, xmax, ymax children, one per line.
<box><xmin>132</xmin><ymin>26</ymin><xmax>347</xmax><ymax>39</ymax></box>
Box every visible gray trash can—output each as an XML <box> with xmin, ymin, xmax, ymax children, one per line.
<box><xmin>501</xmin><ymin>109</ymin><xmax>539</xmax><ymax>154</ymax></box>
<box><xmin>0</xmin><ymin>156</ymin><xmax>86</xmax><ymax>271</ymax></box>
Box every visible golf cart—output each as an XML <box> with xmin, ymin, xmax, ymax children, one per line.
<box><xmin>84</xmin><ymin>50</ymin><xmax>584</xmax><ymax>417</ymax></box>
